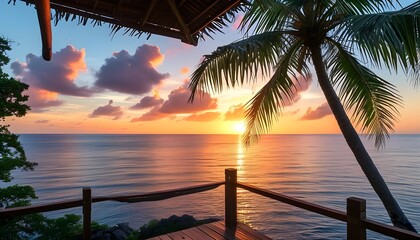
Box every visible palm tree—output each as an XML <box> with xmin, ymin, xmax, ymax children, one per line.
<box><xmin>189</xmin><ymin>0</ymin><xmax>420</xmax><ymax>231</ymax></box>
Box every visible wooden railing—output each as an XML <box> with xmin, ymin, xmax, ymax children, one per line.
<box><xmin>1</xmin><ymin>168</ymin><xmax>419</xmax><ymax>240</ymax></box>
<box><xmin>225</xmin><ymin>168</ymin><xmax>420</xmax><ymax>240</ymax></box>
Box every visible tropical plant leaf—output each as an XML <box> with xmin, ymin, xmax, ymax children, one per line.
<box><xmin>338</xmin><ymin>1</ymin><xmax>420</xmax><ymax>77</ymax></box>
<box><xmin>189</xmin><ymin>31</ymin><xmax>289</xmax><ymax>101</ymax></box>
<box><xmin>326</xmin><ymin>40</ymin><xmax>402</xmax><ymax>148</ymax></box>
<box><xmin>242</xmin><ymin>39</ymin><xmax>310</xmax><ymax>146</ymax></box>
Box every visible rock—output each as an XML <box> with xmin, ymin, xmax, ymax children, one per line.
<box><xmin>102</xmin><ymin>233</ymin><xmax>112</xmax><ymax>240</ymax></box>
<box><xmin>111</xmin><ymin>229</ymin><xmax>128</xmax><ymax>240</ymax></box>
<box><xmin>117</xmin><ymin>222</ymin><xmax>133</xmax><ymax>235</ymax></box>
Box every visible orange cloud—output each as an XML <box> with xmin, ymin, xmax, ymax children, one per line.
<box><xmin>224</xmin><ymin>104</ymin><xmax>245</xmax><ymax>121</ymax></box>
<box><xmin>25</xmin><ymin>87</ymin><xmax>63</xmax><ymax>111</ymax></box>
<box><xmin>11</xmin><ymin>45</ymin><xmax>94</xmax><ymax>97</ymax></box>
<box><xmin>180</xmin><ymin>67</ymin><xmax>190</xmax><ymax>75</ymax></box>
<box><xmin>185</xmin><ymin>112</ymin><xmax>220</xmax><ymax>121</ymax></box>
<box><xmin>160</xmin><ymin>84</ymin><xmax>217</xmax><ymax>114</ymax></box>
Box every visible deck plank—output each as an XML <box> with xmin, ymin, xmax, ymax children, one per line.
<box><xmin>237</xmin><ymin>222</ymin><xmax>272</xmax><ymax>240</ymax></box>
<box><xmin>182</xmin><ymin>227</ymin><xmax>214</xmax><ymax>240</ymax></box>
<box><xmin>167</xmin><ymin>230</ymin><xmax>194</xmax><ymax>240</ymax></box>
<box><xmin>213</xmin><ymin>221</ymin><xmax>256</xmax><ymax>240</ymax></box>
<box><xmin>202</xmin><ymin>223</ymin><xmax>237</xmax><ymax>240</ymax></box>
<box><xmin>157</xmin><ymin>235</ymin><xmax>172</xmax><ymax>240</ymax></box>
<box><xmin>197</xmin><ymin>224</ymin><xmax>229</xmax><ymax>240</ymax></box>
<box><xmin>146</xmin><ymin>220</ymin><xmax>270</xmax><ymax>240</ymax></box>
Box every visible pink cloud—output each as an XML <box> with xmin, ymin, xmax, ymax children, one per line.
<box><xmin>300</xmin><ymin>102</ymin><xmax>332</xmax><ymax>120</ymax></box>
<box><xmin>232</xmin><ymin>14</ymin><xmax>244</xmax><ymax>29</ymax></box>
<box><xmin>224</xmin><ymin>104</ymin><xmax>245</xmax><ymax>121</ymax></box>
<box><xmin>185</xmin><ymin>112</ymin><xmax>220</xmax><ymax>122</ymax></box>
<box><xmin>11</xmin><ymin>45</ymin><xmax>95</xmax><ymax>97</ymax></box>
<box><xmin>282</xmin><ymin>75</ymin><xmax>312</xmax><ymax>106</ymax></box>
<box><xmin>131</xmin><ymin>84</ymin><xmax>218</xmax><ymax>122</ymax></box>
<box><xmin>160</xmin><ymin>84</ymin><xmax>217</xmax><ymax>114</ymax></box>
<box><xmin>131</xmin><ymin>106</ymin><xmax>167</xmax><ymax>122</ymax></box>
<box><xmin>130</xmin><ymin>95</ymin><xmax>164</xmax><ymax>110</ymax></box>
<box><xmin>34</xmin><ymin>119</ymin><xmax>49</xmax><ymax>124</ymax></box>
<box><xmin>180</xmin><ymin>67</ymin><xmax>190</xmax><ymax>75</ymax></box>
<box><xmin>25</xmin><ymin>87</ymin><xmax>63</xmax><ymax>111</ymax></box>
<box><xmin>95</xmin><ymin>44</ymin><xmax>169</xmax><ymax>95</ymax></box>
<box><xmin>89</xmin><ymin>100</ymin><xmax>123</xmax><ymax>120</ymax></box>
<box><xmin>286</xmin><ymin>108</ymin><xmax>300</xmax><ymax>116</ymax></box>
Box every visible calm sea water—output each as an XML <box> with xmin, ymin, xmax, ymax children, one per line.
<box><xmin>5</xmin><ymin>134</ymin><xmax>420</xmax><ymax>239</ymax></box>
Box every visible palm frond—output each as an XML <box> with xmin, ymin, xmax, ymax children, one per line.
<box><xmin>332</xmin><ymin>0</ymin><xmax>399</xmax><ymax>15</ymax></box>
<box><xmin>242</xmin><ymin>39</ymin><xmax>310</xmax><ymax>146</ymax></box>
<box><xmin>337</xmin><ymin>1</ymin><xmax>420</xmax><ymax>76</ymax></box>
<box><xmin>241</xmin><ymin>0</ymin><xmax>303</xmax><ymax>35</ymax></box>
<box><xmin>326</xmin><ymin>39</ymin><xmax>402</xmax><ymax>148</ymax></box>
<box><xmin>189</xmin><ymin>31</ymin><xmax>291</xmax><ymax>101</ymax></box>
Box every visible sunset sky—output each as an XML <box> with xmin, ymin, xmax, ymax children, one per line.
<box><xmin>1</xmin><ymin>1</ymin><xmax>420</xmax><ymax>135</ymax></box>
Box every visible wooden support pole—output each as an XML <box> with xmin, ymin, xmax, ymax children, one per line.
<box><xmin>347</xmin><ymin>197</ymin><xmax>366</xmax><ymax>240</ymax></box>
<box><xmin>225</xmin><ymin>168</ymin><xmax>237</xmax><ymax>229</ymax></box>
<box><xmin>34</xmin><ymin>0</ymin><xmax>52</xmax><ymax>61</ymax></box>
<box><xmin>83</xmin><ymin>187</ymin><xmax>92</xmax><ymax>240</ymax></box>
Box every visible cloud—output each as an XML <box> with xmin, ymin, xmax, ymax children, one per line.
<box><xmin>26</xmin><ymin>87</ymin><xmax>64</xmax><ymax>111</ymax></box>
<box><xmin>185</xmin><ymin>112</ymin><xmax>220</xmax><ymax>122</ymax></box>
<box><xmin>130</xmin><ymin>95</ymin><xmax>164</xmax><ymax>110</ymax></box>
<box><xmin>160</xmin><ymin>84</ymin><xmax>217</xmax><ymax>114</ymax></box>
<box><xmin>11</xmin><ymin>45</ymin><xmax>95</xmax><ymax>97</ymax></box>
<box><xmin>224</xmin><ymin>104</ymin><xmax>245</xmax><ymax>121</ymax></box>
<box><xmin>95</xmin><ymin>44</ymin><xmax>169</xmax><ymax>95</ymax></box>
<box><xmin>89</xmin><ymin>100</ymin><xmax>123</xmax><ymax>120</ymax></box>
<box><xmin>232</xmin><ymin>14</ymin><xmax>244</xmax><ymax>29</ymax></box>
<box><xmin>286</xmin><ymin>108</ymin><xmax>300</xmax><ymax>116</ymax></box>
<box><xmin>282</xmin><ymin>75</ymin><xmax>312</xmax><ymax>106</ymax></box>
<box><xmin>180</xmin><ymin>67</ymin><xmax>190</xmax><ymax>75</ymax></box>
<box><xmin>131</xmin><ymin>106</ymin><xmax>167</xmax><ymax>122</ymax></box>
<box><xmin>34</xmin><ymin>119</ymin><xmax>49</xmax><ymax>124</ymax></box>
<box><xmin>131</xmin><ymin>83</ymin><xmax>218</xmax><ymax>122</ymax></box>
<box><xmin>300</xmin><ymin>102</ymin><xmax>332</xmax><ymax>120</ymax></box>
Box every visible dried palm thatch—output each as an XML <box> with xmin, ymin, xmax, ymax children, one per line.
<box><xmin>11</xmin><ymin>0</ymin><xmax>247</xmax><ymax>60</ymax></box>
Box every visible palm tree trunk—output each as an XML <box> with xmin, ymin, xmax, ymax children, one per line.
<box><xmin>309</xmin><ymin>45</ymin><xmax>416</xmax><ymax>232</ymax></box>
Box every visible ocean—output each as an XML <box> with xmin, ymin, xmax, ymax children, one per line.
<box><xmin>6</xmin><ymin>134</ymin><xmax>420</xmax><ymax>239</ymax></box>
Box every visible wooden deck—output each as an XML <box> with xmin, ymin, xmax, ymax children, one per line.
<box><xmin>147</xmin><ymin>221</ymin><xmax>272</xmax><ymax>240</ymax></box>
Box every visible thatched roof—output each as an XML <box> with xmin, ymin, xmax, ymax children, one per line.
<box><xmin>16</xmin><ymin>0</ymin><xmax>247</xmax><ymax>61</ymax></box>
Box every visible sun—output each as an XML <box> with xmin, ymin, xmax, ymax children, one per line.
<box><xmin>233</xmin><ymin>121</ymin><xmax>246</xmax><ymax>134</ymax></box>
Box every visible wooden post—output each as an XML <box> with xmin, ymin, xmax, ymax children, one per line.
<box><xmin>83</xmin><ymin>187</ymin><xmax>92</xmax><ymax>240</ymax></box>
<box><xmin>225</xmin><ymin>168</ymin><xmax>237</xmax><ymax>229</ymax></box>
<box><xmin>347</xmin><ymin>197</ymin><xmax>366</xmax><ymax>240</ymax></box>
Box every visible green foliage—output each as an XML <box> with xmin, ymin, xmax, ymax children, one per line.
<box><xmin>0</xmin><ymin>36</ymin><xmax>39</xmax><ymax>239</ymax></box>
<box><xmin>0</xmin><ymin>185</ymin><xmax>36</xmax><ymax>208</ymax></box>
<box><xmin>34</xmin><ymin>214</ymin><xmax>82</xmax><ymax>240</ymax></box>
<box><xmin>0</xmin><ymin>38</ymin><xmax>30</xmax><ymax>120</ymax></box>
<box><xmin>0</xmin><ymin>212</ymin><xmax>46</xmax><ymax>240</ymax></box>
<box><xmin>189</xmin><ymin>0</ymin><xmax>420</xmax><ymax>148</ymax></box>
<box><xmin>0</xmin><ymin>126</ymin><xmax>37</xmax><ymax>182</ymax></box>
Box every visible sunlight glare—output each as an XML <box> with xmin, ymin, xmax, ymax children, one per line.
<box><xmin>233</xmin><ymin>121</ymin><xmax>246</xmax><ymax>134</ymax></box>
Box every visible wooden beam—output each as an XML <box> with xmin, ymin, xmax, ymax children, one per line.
<box><xmin>188</xmin><ymin>0</ymin><xmax>222</xmax><ymax>26</ymax></box>
<box><xmin>35</xmin><ymin>0</ymin><xmax>52</xmax><ymax>61</ymax></box>
<box><xmin>166</xmin><ymin>0</ymin><xmax>196</xmax><ymax>45</ymax></box>
<box><xmin>192</xmin><ymin>0</ymin><xmax>242</xmax><ymax>35</ymax></box>
<box><xmin>179</xmin><ymin>0</ymin><xmax>188</xmax><ymax>6</ymax></box>
<box><xmin>46</xmin><ymin>2</ymin><xmax>186</xmax><ymax>41</ymax></box>
<box><xmin>112</xmin><ymin>0</ymin><xmax>124</xmax><ymax>16</ymax></box>
<box><xmin>141</xmin><ymin>0</ymin><xmax>156</xmax><ymax>26</ymax></box>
